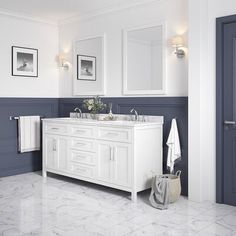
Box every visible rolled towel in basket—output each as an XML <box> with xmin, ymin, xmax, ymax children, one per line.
<box><xmin>149</xmin><ymin>175</ymin><xmax>170</xmax><ymax>210</ymax></box>
<box><xmin>149</xmin><ymin>171</ymin><xmax>181</xmax><ymax>210</ymax></box>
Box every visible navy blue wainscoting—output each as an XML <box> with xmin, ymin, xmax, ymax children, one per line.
<box><xmin>0</xmin><ymin>98</ymin><xmax>58</xmax><ymax>177</ymax></box>
<box><xmin>59</xmin><ymin>97</ymin><xmax>188</xmax><ymax>196</ymax></box>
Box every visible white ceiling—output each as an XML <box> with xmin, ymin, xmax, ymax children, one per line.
<box><xmin>0</xmin><ymin>0</ymin><xmax>157</xmax><ymax>24</ymax></box>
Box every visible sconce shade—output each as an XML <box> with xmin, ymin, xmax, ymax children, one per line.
<box><xmin>171</xmin><ymin>36</ymin><xmax>184</xmax><ymax>47</ymax></box>
<box><xmin>170</xmin><ymin>35</ymin><xmax>186</xmax><ymax>58</ymax></box>
<box><xmin>58</xmin><ymin>53</ymin><xmax>69</xmax><ymax>69</ymax></box>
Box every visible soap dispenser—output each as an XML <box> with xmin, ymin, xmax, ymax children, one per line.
<box><xmin>108</xmin><ymin>103</ymin><xmax>113</xmax><ymax>120</ymax></box>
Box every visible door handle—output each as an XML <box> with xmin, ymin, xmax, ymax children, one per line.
<box><xmin>224</xmin><ymin>120</ymin><xmax>236</xmax><ymax>125</ymax></box>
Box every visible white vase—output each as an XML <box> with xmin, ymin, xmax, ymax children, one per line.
<box><xmin>90</xmin><ymin>113</ymin><xmax>99</xmax><ymax>120</ymax></box>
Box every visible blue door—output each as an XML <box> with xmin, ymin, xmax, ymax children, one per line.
<box><xmin>217</xmin><ymin>15</ymin><xmax>236</xmax><ymax>206</ymax></box>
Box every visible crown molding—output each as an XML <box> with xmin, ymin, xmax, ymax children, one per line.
<box><xmin>0</xmin><ymin>8</ymin><xmax>58</xmax><ymax>26</ymax></box>
<box><xmin>58</xmin><ymin>0</ymin><xmax>161</xmax><ymax>26</ymax></box>
<box><xmin>0</xmin><ymin>0</ymin><xmax>161</xmax><ymax>27</ymax></box>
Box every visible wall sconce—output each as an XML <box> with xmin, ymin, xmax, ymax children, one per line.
<box><xmin>171</xmin><ymin>36</ymin><xmax>185</xmax><ymax>58</ymax></box>
<box><xmin>58</xmin><ymin>54</ymin><xmax>69</xmax><ymax>69</ymax></box>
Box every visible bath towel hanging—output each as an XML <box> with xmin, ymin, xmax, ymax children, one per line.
<box><xmin>18</xmin><ymin>116</ymin><xmax>41</xmax><ymax>153</ymax></box>
<box><xmin>166</xmin><ymin>118</ymin><xmax>181</xmax><ymax>173</ymax></box>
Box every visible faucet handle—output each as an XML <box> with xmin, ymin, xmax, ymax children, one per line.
<box><xmin>130</xmin><ymin>108</ymin><xmax>139</xmax><ymax>121</ymax></box>
<box><xmin>74</xmin><ymin>107</ymin><xmax>82</xmax><ymax>118</ymax></box>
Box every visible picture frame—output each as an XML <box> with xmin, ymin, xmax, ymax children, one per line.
<box><xmin>12</xmin><ymin>46</ymin><xmax>38</xmax><ymax>77</ymax></box>
<box><xmin>77</xmin><ymin>55</ymin><xmax>96</xmax><ymax>81</ymax></box>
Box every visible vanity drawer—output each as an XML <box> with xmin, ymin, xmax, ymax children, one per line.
<box><xmin>71</xmin><ymin>163</ymin><xmax>95</xmax><ymax>178</ymax></box>
<box><xmin>70</xmin><ymin>150</ymin><xmax>95</xmax><ymax>166</ymax></box>
<box><xmin>70</xmin><ymin>125</ymin><xmax>95</xmax><ymax>138</ymax></box>
<box><xmin>97</xmin><ymin>128</ymin><xmax>131</xmax><ymax>143</ymax></box>
<box><xmin>45</xmin><ymin>123</ymin><xmax>68</xmax><ymax>134</ymax></box>
<box><xmin>70</xmin><ymin>138</ymin><xmax>96</xmax><ymax>152</ymax></box>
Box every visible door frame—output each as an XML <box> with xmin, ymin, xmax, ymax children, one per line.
<box><xmin>216</xmin><ymin>14</ymin><xmax>236</xmax><ymax>203</ymax></box>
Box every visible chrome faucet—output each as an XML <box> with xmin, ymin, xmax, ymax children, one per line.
<box><xmin>74</xmin><ymin>107</ymin><xmax>82</xmax><ymax>118</ymax></box>
<box><xmin>130</xmin><ymin>108</ymin><xmax>139</xmax><ymax>121</ymax></box>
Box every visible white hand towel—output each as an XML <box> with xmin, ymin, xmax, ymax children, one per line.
<box><xmin>166</xmin><ymin>118</ymin><xmax>181</xmax><ymax>173</ymax></box>
<box><xmin>18</xmin><ymin>116</ymin><xmax>40</xmax><ymax>153</ymax></box>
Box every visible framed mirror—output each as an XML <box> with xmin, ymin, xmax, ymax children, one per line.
<box><xmin>123</xmin><ymin>23</ymin><xmax>166</xmax><ymax>95</ymax></box>
<box><xmin>73</xmin><ymin>35</ymin><xmax>106</xmax><ymax>96</ymax></box>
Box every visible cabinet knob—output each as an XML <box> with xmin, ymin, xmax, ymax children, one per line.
<box><xmin>75</xmin><ymin>142</ymin><xmax>86</xmax><ymax>146</ymax></box>
<box><xmin>75</xmin><ymin>130</ymin><xmax>85</xmax><ymax>133</ymax></box>
<box><xmin>107</xmin><ymin>132</ymin><xmax>118</xmax><ymax>137</ymax></box>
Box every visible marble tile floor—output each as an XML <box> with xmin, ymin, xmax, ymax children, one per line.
<box><xmin>0</xmin><ymin>172</ymin><xmax>236</xmax><ymax>236</ymax></box>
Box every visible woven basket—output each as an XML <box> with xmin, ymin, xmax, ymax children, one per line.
<box><xmin>165</xmin><ymin>170</ymin><xmax>181</xmax><ymax>203</ymax></box>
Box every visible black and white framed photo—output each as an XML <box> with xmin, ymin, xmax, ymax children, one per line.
<box><xmin>12</xmin><ymin>46</ymin><xmax>38</xmax><ymax>77</ymax></box>
<box><xmin>77</xmin><ymin>55</ymin><xmax>96</xmax><ymax>81</ymax></box>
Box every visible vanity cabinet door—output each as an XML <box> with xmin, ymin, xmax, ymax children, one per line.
<box><xmin>56</xmin><ymin>136</ymin><xmax>68</xmax><ymax>171</ymax></box>
<box><xmin>44</xmin><ymin>134</ymin><xmax>68</xmax><ymax>171</ymax></box>
<box><xmin>44</xmin><ymin>135</ymin><xmax>57</xmax><ymax>170</ymax></box>
<box><xmin>97</xmin><ymin>141</ymin><xmax>131</xmax><ymax>187</ymax></box>
<box><xmin>97</xmin><ymin>142</ymin><xmax>113</xmax><ymax>183</ymax></box>
<box><xmin>112</xmin><ymin>143</ymin><xmax>131</xmax><ymax>188</ymax></box>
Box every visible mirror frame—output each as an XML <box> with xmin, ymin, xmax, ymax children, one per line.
<box><xmin>123</xmin><ymin>22</ymin><xmax>166</xmax><ymax>95</ymax></box>
<box><xmin>73</xmin><ymin>34</ymin><xmax>106</xmax><ymax>96</ymax></box>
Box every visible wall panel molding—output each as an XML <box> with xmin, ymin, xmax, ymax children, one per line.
<box><xmin>0</xmin><ymin>98</ymin><xmax>59</xmax><ymax>177</ymax></box>
<box><xmin>0</xmin><ymin>97</ymin><xmax>188</xmax><ymax>196</ymax></box>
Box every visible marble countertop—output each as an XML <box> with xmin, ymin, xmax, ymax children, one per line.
<box><xmin>43</xmin><ymin>114</ymin><xmax>164</xmax><ymax>127</ymax></box>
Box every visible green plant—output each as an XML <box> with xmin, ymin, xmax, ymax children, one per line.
<box><xmin>83</xmin><ymin>96</ymin><xmax>106</xmax><ymax>114</ymax></box>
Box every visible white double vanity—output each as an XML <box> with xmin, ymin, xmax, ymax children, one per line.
<box><xmin>42</xmin><ymin>115</ymin><xmax>163</xmax><ymax>201</ymax></box>
<box><xmin>53</xmin><ymin>22</ymin><xmax>166</xmax><ymax>201</ymax></box>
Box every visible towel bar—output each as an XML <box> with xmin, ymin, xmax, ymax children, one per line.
<box><xmin>9</xmin><ymin>116</ymin><xmax>45</xmax><ymax>121</ymax></box>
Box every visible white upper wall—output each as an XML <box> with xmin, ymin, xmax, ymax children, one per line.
<box><xmin>59</xmin><ymin>0</ymin><xmax>188</xmax><ymax>97</ymax></box>
<box><xmin>0</xmin><ymin>14</ymin><xmax>59</xmax><ymax>97</ymax></box>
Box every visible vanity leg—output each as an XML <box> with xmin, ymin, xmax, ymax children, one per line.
<box><xmin>131</xmin><ymin>191</ymin><xmax>137</xmax><ymax>202</ymax></box>
<box><xmin>43</xmin><ymin>170</ymin><xmax>47</xmax><ymax>178</ymax></box>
